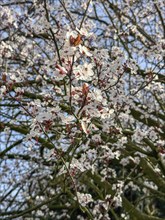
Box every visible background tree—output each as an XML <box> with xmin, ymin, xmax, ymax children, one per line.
<box><xmin>0</xmin><ymin>0</ymin><xmax>165</xmax><ymax>219</ymax></box>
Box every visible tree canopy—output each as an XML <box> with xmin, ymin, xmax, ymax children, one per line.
<box><xmin>0</xmin><ymin>0</ymin><xmax>165</xmax><ymax>219</ymax></box>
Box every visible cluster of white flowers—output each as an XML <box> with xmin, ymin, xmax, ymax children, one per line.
<box><xmin>76</xmin><ymin>192</ymin><xmax>93</xmax><ymax>207</ymax></box>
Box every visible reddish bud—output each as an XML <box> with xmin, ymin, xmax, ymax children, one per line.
<box><xmin>82</xmin><ymin>83</ymin><xmax>89</xmax><ymax>96</ymax></box>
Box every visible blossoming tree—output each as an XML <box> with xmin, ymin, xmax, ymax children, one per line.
<box><xmin>0</xmin><ymin>0</ymin><xmax>165</xmax><ymax>219</ymax></box>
